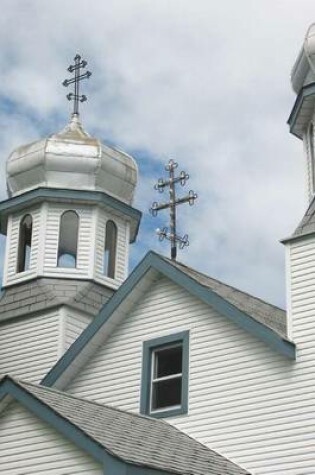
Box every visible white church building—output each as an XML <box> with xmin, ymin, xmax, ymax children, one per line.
<box><xmin>0</xmin><ymin>25</ymin><xmax>315</xmax><ymax>475</ymax></box>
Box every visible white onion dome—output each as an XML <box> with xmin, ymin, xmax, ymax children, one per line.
<box><xmin>6</xmin><ymin>115</ymin><xmax>138</xmax><ymax>205</ymax></box>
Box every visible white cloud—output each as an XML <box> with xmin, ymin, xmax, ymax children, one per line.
<box><xmin>0</xmin><ymin>0</ymin><xmax>312</xmax><ymax>307</ymax></box>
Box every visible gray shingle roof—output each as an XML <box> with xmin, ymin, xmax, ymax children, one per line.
<box><xmin>17</xmin><ymin>379</ymin><xmax>250</xmax><ymax>475</ymax></box>
<box><xmin>0</xmin><ymin>278</ymin><xmax>113</xmax><ymax>323</ymax></box>
<box><xmin>286</xmin><ymin>195</ymin><xmax>315</xmax><ymax>241</ymax></box>
<box><xmin>164</xmin><ymin>256</ymin><xmax>287</xmax><ymax>338</ymax></box>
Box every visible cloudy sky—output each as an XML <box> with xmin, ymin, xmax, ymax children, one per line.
<box><xmin>0</xmin><ymin>0</ymin><xmax>313</xmax><ymax>307</ymax></box>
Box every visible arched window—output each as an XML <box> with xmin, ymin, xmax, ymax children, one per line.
<box><xmin>17</xmin><ymin>214</ymin><xmax>33</xmax><ymax>273</ymax></box>
<box><xmin>103</xmin><ymin>220</ymin><xmax>117</xmax><ymax>279</ymax></box>
<box><xmin>57</xmin><ymin>211</ymin><xmax>79</xmax><ymax>268</ymax></box>
<box><xmin>309</xmin><ymin>123</ymin><xmax>315</xmax><ymax>193</ymax></box>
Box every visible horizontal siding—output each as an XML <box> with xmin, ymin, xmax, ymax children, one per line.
<box><xmin>0</xmin><ymin>311</ymin><xmax>61</xmax><ymax>383</ymax></box>
<box><xmin>65</xmin><ymin>309</ymin><xmax>93</xmax><ymax>351</ymax></box>
<box><xmin>68</xmin><ymin>276</ymin><xmax>315</xmax><ymax>475</ymax></box>
<box><xmin>43</xmin><ymin>204</ymin><xmax>94</xmax><ymax>278</ymax></box>
<box><xmin>5</xmin><ymin>205</ymin><xmax>41</xmax><ymax>286</ymax></box>
<box><xmin>94</xmin><ymin>208</ymin><xmax>128</xmax><ymax>286</ymax></box>
<box><xmin>0</xmin><ymin>402</ymin><xmax>102</xmax><ymax>474</ymax></box>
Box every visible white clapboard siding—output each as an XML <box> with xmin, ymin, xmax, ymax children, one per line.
<box><xmin>94</xmin><ymin>208</ymin><xmax>128</xmax><ymax>286</ymax></box>
<box><xmin>64</xmin><ymin>309</ymin><xmax>93</xmax><ymax>352</ymax></box>
<box><xmin>68</xmin><ymin>275</ymin><xmax>315</xmax><ymax>475</ymax></box>
<box><xmin>0</xmin><ymin>311</ymin><xmax>61</xmax><ymax>383</ymax></box>
<box><xmin>4</xmin><ymin>205</ymin><xmax>42</xmax><ymax>286</ymax></box>
<box><xmin>0</xmin><ymin>402</ymin><xmax>102</xmax><ymax>474</ymax></box>
<box><xmin>43</xmin><ymin>204</ymin><xmax>94</xmax><ymax>279</ymax></box>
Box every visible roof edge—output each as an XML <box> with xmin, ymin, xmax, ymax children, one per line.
<box><xmin>0</xmin><ymin>187</ymin><xmax>142</xmax><ymax>243</ymax></box>
<box><xmin>0</xmin><ymin>376</ymin><xmax>109</xmax><ymax>465</ymax></box>
<box><xmin>42</xmin><ymin>251</ymin><xmax>295</xmax><ymax>389</ymax></box>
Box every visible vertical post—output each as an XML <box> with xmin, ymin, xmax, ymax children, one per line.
<box><xmin>74</xmin><ymin>55</ymin><xmax>80</xmax><ymax>115</ymax></box>
<box><xmin>169</xmin><ymin>163</ymin><xmax>177</xmax><ymax>260</ymax></box>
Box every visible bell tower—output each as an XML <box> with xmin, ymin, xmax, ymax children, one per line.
<box><xmin>0</xmin><ymin>55</ymin><xmax>141</xmax><ymax>382</ymax></box>
<box><xmin>284</xmin><ymin>25</ymin><xmax>315</xmax><ymax>341</ymax></box>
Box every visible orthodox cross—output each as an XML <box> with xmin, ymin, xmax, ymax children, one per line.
<box><xmin>150</xmin><ymin>159</ymin><xmax>197</xmax><ymax>260</ymax></box>
<box><xmin>63</xmin><ymin>54</ymin><xmax>92</xmax><ymax>115</ymax></box>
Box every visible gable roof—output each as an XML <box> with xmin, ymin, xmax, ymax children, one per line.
<box><xmin>167</xmin><ymin>257</ymin><xmax>287</xmax><ymax>337</ymax></box>
<box><xmin>0</xmin><ymin>278</ymin><xmax>113</xmax><ymax>322</ymax></box>
<box><xmin>0</xmin><ymin>376</ymin><xmax>250</xmax><ymax>475</ymax></box>
<box><xmin>42</xmin><ymin>251</ymin><xmax>295</xmax><ymax>388</ymax></box>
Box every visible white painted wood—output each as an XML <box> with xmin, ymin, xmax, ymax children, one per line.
<box><xmin>0</xmin><ymin>401</ymin><xmax>102</xmax><ymax>474</ymax></box>
<box><xmin>94</xmin><ymin>207</ymin><xmax>129</xmax><ymax>287</ymax></box>
<box><xmin>43</xmin><ymin>203</ymin><xmax>93</xmax><ymax>278</ymax></box>
<box><xmin>67</xmin><ymin>275</ymin><xmax>315</xmax><ymax>475</ymax></box>
<box><xmin>2</xmin><ymin>199</ymin><xmax>131</xmax><ymax>289</ymax></box>
<box><xmin>64</xmin><ymin>308</ymin><xmax>93</xmax><ymax>352</ymax></box>
<box><xmin>303</xmin><ymin>109</ymin><xmax>315</xmax><ymax>203</ymax></box>
<box><xmin>0</xmin><ymin>310</ymin><xmax>61</xmax><ymax>383</ymax></box>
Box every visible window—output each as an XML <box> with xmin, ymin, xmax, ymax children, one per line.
<box><xmin>17</xmin><ymin>214</ymin><xmax>32</xmax><ymax>273</ymax></box>
<box><xmin>103</xmin><ymin>220</ymin><xmax>117</xmax><ymax>278</ymax></box>
<box><xmin>140</xmin><ymin>331</ymin><xmax>189</xmax><ymax>418</ymax></box>
<box><xmin>309</xmin><ymin>123</ymin><xmax>315</xmax><ymax>193</ymax></box>
<box><xmin>57</xmin><ymin>211</ymin><xmax>79</xmax><ymax>268</ymax></box>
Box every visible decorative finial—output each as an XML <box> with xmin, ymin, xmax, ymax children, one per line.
<box><xmin>150</xmin><ymin>159</ymin><xmax>197</xmax><ymax>260</ymax></box>
<box><xmin>63</xmin><ymin>54</ymin><xmax>92</xmax><ymax>116</ymax></box>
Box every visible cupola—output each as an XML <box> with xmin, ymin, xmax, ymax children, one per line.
<box><xmin>0</xmin><ymin>55</ymin><xmax>141</xmax><ymax>291</ymax></box>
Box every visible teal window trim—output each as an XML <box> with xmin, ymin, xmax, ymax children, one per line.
<box><xmin>140</xmin><ymin>331</ymin><xmax>189</xmax><ymax>418</ymax></box>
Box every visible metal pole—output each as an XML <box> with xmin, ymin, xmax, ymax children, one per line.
<box><xmin>169</xmin><ymin>162</ymin><xmax>177</xmax><ymax>260</ymax></box>
<box><xmin>74</xmin><ymin>55</ymin><xmax>80</xmax><ymax>115</ymax></box>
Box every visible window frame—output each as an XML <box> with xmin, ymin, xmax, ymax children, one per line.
<box><xmin>140</xmin><ymin>331</ymin><xmax>189</xmax><ymax>418</ymax></box>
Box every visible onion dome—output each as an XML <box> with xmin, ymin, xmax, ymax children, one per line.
<box><xmin>6</xmin><ymin>114</ymin><xmax>138</xmax><ymax>205</ymax></box>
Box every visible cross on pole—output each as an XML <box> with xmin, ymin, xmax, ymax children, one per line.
<box><xmin>150</xmin><ymin>159</ymin><xmax>197</xmax><ymax>260</ymax></box>
<box><xmin>63</xmin><ymin>54</ymin><xmax>92</xmax><ymax>116</ymax></box>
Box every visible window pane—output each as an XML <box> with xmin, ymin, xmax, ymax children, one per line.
<box><xmin>17</xmin><ymin>214</ymin><xmax>32</xmax><ymax>273</ymax></box>
<box><xmin>103</xmin><ymin>220</ymin><xmax>117</xmax><ymax>278</ymax></box>
<box><xmin>152</xmin><ymin>377</ymin><xmax>182</xmax><ymax>410</ymax></box>
<box><xmin>57</xmin><ymin>211</ymin><xmax>79</xmax><ymax>268</ymax></box>
<box><xmin>154</xmin><ymin>345</ymin><xmax>182</xmax><ymax>378</ymax></box>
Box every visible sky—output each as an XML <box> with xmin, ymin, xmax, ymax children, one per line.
<box><xmin>0</xmin><ymin>0</ymin><xmax>313</xmax><ymax>308</ymax></box>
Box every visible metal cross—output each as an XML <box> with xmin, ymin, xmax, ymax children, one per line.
<box><xmin>150</xmin><ymin>159</ymin><xmax>197</xmax><ymax>260</ymax></box>
<box><xmin>63</xmin><ymin>54</ymin><xmax>92</xmax><ymax>116</ymax></box>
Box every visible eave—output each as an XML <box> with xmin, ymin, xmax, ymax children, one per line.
<box><xmin>0</xmin><ymin>187</ymin><xmax>142</xmax><ymax>243</ymax></box>
<box><xmin>288</xmin><ymin>82</ymin><xmax>315</xmax><ymax>139</ymax></box>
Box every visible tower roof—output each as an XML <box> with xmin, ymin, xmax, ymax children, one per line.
<box><xmin>6</xmin><ymin>115</ymin><xmax>138</xmax><ymax>205</ymax></box>
<box><xmin>291</xmin><ymin>23</ymin><xmax>315</xmax><ymax>94</ymax></box>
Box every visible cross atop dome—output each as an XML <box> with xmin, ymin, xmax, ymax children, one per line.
<box><xmin>63</xmin><ymin>54</ymin><xmax>92</xmax><ymax>116</ymax></box>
